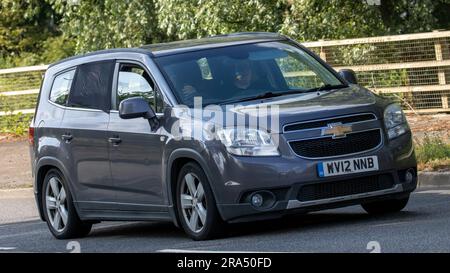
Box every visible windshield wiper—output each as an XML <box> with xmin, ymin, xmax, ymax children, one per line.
<box><xmin>223</xmin><ymin>89</ymin><xmax>308</xmax><ymax>104</ymax></box>
<box><xmin>306</xmin><ymin>84</ymin><xmax>348</xmax><ymax>92</ymax></box>
<box><xmin>236</xmin><ymin>92</ymin><xmax>284</xmax><ymax>102</ymax></box>
<box><xmin>237</xmin><ymin>84</ymin><xmax>348</xmax><ymax>102</ymax></box>
<box><xmin>218</xmin><ymin>85</ymin><xmax>346</xmax><ymax>105</ymax></box>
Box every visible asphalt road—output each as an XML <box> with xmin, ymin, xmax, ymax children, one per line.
<box><xmin>1</xmin><ymin>187</ymin><xmax>450</xmax><ymax>253</ymax></box>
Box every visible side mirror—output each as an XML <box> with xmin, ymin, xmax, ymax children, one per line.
<box><xmin>338</xmin><ymin>69</ymin><xmax>358</xmax><ymax>85</ymax></box>
<box><xmin>119</xmin><ymin>97</ymin><xmax>159</xmax><ymax>130</ymax></box>
<box><xmin>119</xmin><ymin>97</ymin><xmax>155</xmax><ymax>119</ymax></box>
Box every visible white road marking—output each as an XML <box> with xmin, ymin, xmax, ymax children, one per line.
<box><xmin>0</xmin><ymin>219</ymin><xmax>42</xmax><ymax>228</ymax></box>
<box><xmin>416</xmin><ymin>189</ymin><xmax>450</xmax><ymax>195</ymax></box>
<box><xmin>93</xmin><ymin>222</ymin><xmax>142</xmax><ymax>231</ymax></box>
<box><xmin>0</xmin><ymin>230</ymin><xmax>43</xmax><ymax>239</ymax></box>
<box><xmin>0</xmin><ymin>222</ymin><xmax>145</xmax><ymax>240</ymax></box>
<box><xmin>373</xmin><ymin>221</ymin><xmax>413</xmax><ymax>227</ymax></box>
<box><xmin>0</xmin><ymin>247</ymin><xmax>16</xmax><ymax>251</ymax></box>
<box><xmin>0</xmin><ymin>221</ymin><xmax>42</xmax><ymax>229</ymax></box>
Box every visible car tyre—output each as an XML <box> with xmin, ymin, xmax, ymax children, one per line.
<box><xmin>42</xmin><ymin>169</ymin><xmax>92</xmax><ymax>239</ymax></box>
<box><xmin>176</xmin><ymin>162</ymin><xmax>225</xmax><ymax>240</ymax></box>
<box><xmin>361</xmin><ymin>195</ymin><xmax>410</xmax><ymax>215</ymax></box>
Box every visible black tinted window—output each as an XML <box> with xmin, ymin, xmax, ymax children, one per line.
<box><xmin>68</xmin><ymin>60</ymin><xmax>114</xmax><ymax>111</ymax></box>
<box><xmin>49</xmin><ymin>69</ymin><xmax>75</xmax><ymax>105</ymax></box>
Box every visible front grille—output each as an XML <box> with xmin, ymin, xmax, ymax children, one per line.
<box><xmin>297</xmin><ymin>174</ymin><xmax>394</xmax><ymax>202</ymax></box>
<box><xmin>289</xmin><ymin>129</ymin><xmax>381</xmax><ymax>158</ymax></box>
<box><xmin>284</xmin><ymin>113</ymin><xmax>376</xmax><ymax>132</ymax></box>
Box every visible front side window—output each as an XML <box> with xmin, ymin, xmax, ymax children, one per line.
<box><xmin>49</xmin><ymin>69</ymin><xmax>75</xmax><ymax>105</ymax></box>
<box><xmin>68</xmin><ymin>60</ymin><xmax>115</xmax><ymax>111</ymax></box>
<box><xmin>276</xmin><ymin>52</ymin><xmax>325</xmax><ymax>89</ymax></box>
<box><xmin>154</xmin><ymin>41</ymin><xmax>344</xmax><ymax>106</ymax></box>
<box><xmin>116</xmin><ymin>64</ymin><xmax>163</xmax><ymax>112</ymax></box>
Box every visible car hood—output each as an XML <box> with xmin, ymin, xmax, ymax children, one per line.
<box><xmin>174</xmin><ymin>85</ymin><xmax>385</xmax><ymax>133</ymax></box>
<box><xmin>231</xmin><ymin>85</ymin><xmax>376</xmax><ymax>115</ymax></box>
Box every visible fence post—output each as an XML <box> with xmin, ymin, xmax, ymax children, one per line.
<box><xmin>318</xmin><ymin>40</ymin><xmax>327</xmax><ymax>62</ymax></box>
<box><xmin>434</xmin><ymin>35</ymin><xmax>448</xmax><ymax>109</ymax></box>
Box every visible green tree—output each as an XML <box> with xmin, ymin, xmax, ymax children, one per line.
<box><xmin>2</xmin><ymin>0</ymin><xmax>449</xmax><ymax>67</ymax></box>
<box><xmin>156</xmin><ymin>0</ymin><xmax>286</xmax><ymax>41</ymax></box>
<box><xmin>0</xmin><ymin>0</ymin><xmax>73</xmax><ymax>67</ymax></box>
<box><xmin>0</xmin><ymin>0</ymin><xmax>56</xmax><ymax>54</ymax></box>
<box><xmin>55</xmin><ymin>0</ymin><xmax>285</xmax><ymax>53</ymax></box>
<box><xmin>281</xmin><ymin>0</ymin><xmax>385</xmax><ymax>41</ymax></box>
<box><xmin>378</xmin><ymin>0</ymin><xmax>450</xmax><ymax>34</ymax></box>
<box><xmin>50</xmin><ymin>0</ymin><xmax>162</xmax><ymax>53</ymax></box>
<box><xmin>281</xmin><ymin>0</ymin><xmax>450</xmax><ymax>41</ymax></box>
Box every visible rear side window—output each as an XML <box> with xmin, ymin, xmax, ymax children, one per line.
<box><xmin>49</xmin><ymin>69</ymin><xmax>75</xmax><ymax>105</ymax></box>
<box><xmin>68</xmin><ymin>60</ymin><xmax>115</xmax><ymax>111</ymax></box>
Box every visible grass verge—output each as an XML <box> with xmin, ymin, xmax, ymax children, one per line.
<box><xmin>415</xmin><ymin>135</ymin><xmax>450</xmax><ymax>172</ymax></box>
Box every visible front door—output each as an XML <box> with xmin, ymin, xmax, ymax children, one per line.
<box><xmin>108</xmin><ymin>62</ymin><xmax>165</xmax><ymax>209</ymax></box>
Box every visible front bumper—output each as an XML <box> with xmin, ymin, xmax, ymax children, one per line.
<box><xmin>217</xmin><ymin>169</ymin><xmax>417</xmax><ymax>223</ymax></box>
<box><xmin>210</xmin><ymin>131</ymin><xmax>417</xmax><ymax>223</ymax></box>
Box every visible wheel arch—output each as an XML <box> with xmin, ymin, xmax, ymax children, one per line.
<box><xmin>166</xmin><ymin>148</ymin><xmax>219</xmax><ymax>227</ymax></box>
<box><xmin>35</xmin><ymin>157</ymin><xmax>77</xmax><ymax>221</ymax></box>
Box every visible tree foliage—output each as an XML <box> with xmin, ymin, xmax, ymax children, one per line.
<box><xmin>156</xmin><ymin>0</ymin><xmax>285</xmax><ymax>41</ymax></box>
<box><xmin>0</xmin><ymin>0</ymin><xmax>55</xmax><ymax>53</ymax></box>
<box><xmin>0</xmin><ymin>0</ymin><xmax>449</xmax><ymax>67</ymax></box>
<box><xmin>48</xmin><ymin>0</ymin><xmax>162</xmax><ymax>53</ymax></box>
<box><xmin>0</xmin><ymin>0</ymin><xmax>68</xmax><ymax>67</ymax></box>
<box><xmin>281</xmin><ymin>0</ymin><xmax>450</xmax><ymax>41</ymax></box>
<box><xmin>281</xmin><ymin>0</ymin><xmax>385</xmax><ymax>40</ymax></box>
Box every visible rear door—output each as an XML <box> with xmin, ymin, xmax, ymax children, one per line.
<box><xmin>107</xmin><ymin>61</ymin><xmax>165</xmax><ymax>209</ymax></box>
<box><xmin>59</xmin><ymin>60</ymin><xmax>115</xmax><ymax>208</ymax></box>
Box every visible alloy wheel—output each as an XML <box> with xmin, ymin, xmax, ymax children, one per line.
<box><xmin>45</xmin><ymin>177</ymin><xmax>68</xmax><ymax>232</ymax></box>
<box><xmin>180</xmin><ymin>173</ymin><xmax>207</xmax><ymax>233</ymax></box>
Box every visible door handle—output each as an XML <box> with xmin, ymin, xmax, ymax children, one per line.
<box><xmin>61</xmin><ymin>133</ymin><xmax>73</xmax><ymax>143</ymax></box>
<box><xmin>108</xmin><ymin>136</ymin><xmax>122</xmax><ymax>145</ymax></box>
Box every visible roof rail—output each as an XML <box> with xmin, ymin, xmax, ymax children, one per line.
<box><xmin>48</xmin><ymin>48</ymin><xmax>152</xmax><ymax>68</ymax></box>
<box><xmin>209</xmin><ymin>32</ymin><xmax>283</xmax><ymax>38</ymax></box>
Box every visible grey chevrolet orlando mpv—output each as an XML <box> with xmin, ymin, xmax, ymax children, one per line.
<box><xmin>29</xmin><ymin>32</ymin><xmax>417</xmax><ymax>240</ymax></box>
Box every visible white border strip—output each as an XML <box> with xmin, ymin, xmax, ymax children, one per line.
<box><xmin>157</xmin><ymin>249</ymin><xmax>292</xmax><ymax>253</ymax></box>
<box><xmin>334</xmin><ymin>59</ymin><xmax>450</xmax><ymax>72</ymax></box>
<box><xmin>0</xmin><ymin>89</ymin><xmax>40</xmax><ymax>96</ymax></box>
<box><xmin>0</xmin><ymin>65</ymin><xmax>48</xmax><ymax>75</ymax></box>
<box><xmin>0</xmin><ymin>109</ymin><xmax>35</xmax><ymax>116</ymax></box>
<box><xmin>302</xmin><ymin>30</ymin><xmax>450</xmax><ymax>48</ymax></box>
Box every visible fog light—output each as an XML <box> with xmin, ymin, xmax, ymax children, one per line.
<box><xmin>405</xmin><ymin>169</ymin><xmax>414</xmax><ymax>183</ymax></box>
<box><xmin>251</xmin><ymin>193</ymin><xmax>264</xmax><ymax>207</ymax></box>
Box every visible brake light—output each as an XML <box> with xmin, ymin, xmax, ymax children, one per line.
<box><xmin>28</xmin><ymin>126</ymin><xmax>35</xmax><ymax>145</ymax></box>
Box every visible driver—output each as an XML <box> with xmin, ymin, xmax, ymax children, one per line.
<box><xmin>233</xmin><ymin>59</ymin><xmax>253</xmax><ymax>90</ymax></box>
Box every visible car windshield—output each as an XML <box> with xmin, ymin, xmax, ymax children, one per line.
<box><xmin>154</xmin><ymin>41</ymin><xmax>345</xmax><ymax>106</ymax></box>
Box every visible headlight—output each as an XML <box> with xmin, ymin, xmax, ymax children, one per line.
<box><xmin>217</xmin><ymin>127</ymin><xmax>280</xmax><ymax>156</ymax></box>
<box><xmin>384</xmin><ymin>104</ymin><xmax>409</xmax><ymax>139</ymax></box>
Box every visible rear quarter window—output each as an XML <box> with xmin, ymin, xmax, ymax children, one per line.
<box><xmin>49</xmin><ymin>69</ymin><xmax>76</xmax><ymax>105</ymax></box>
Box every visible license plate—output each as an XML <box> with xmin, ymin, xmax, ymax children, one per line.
<box><xmin>317</xmin><ymin>156</ymin><xmax>379</xmax><ymax>177</ymax></box>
